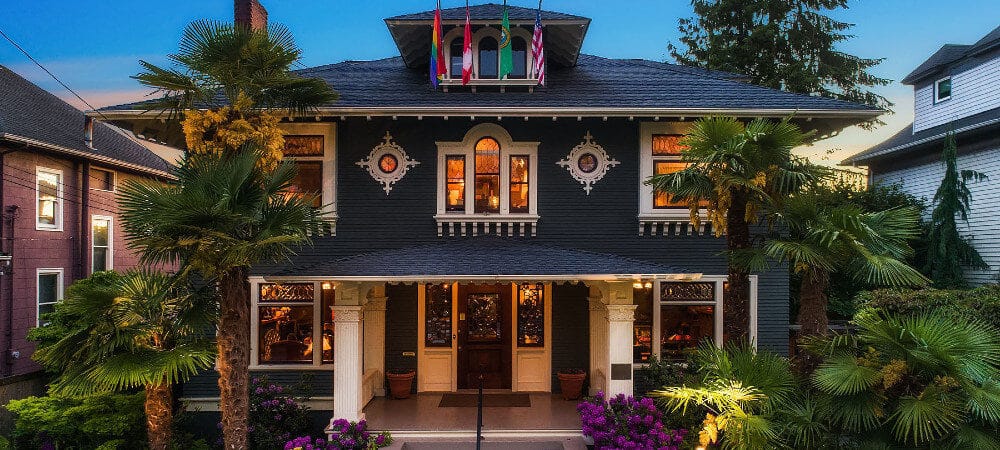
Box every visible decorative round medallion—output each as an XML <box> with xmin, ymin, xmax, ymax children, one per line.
<box><xmin>556</xmin><ymin>131</ymin><xmax>620</xmax><ymax>195</ymax></box>
<box><xmin>378</xmin><ymin>154</ymin><xmax>399</xmax><ymax>173</ymax></box>
<box><xmin>356</xmin><ymin>131</ymin><xmax>420</xmax><ymax>195</ymax></box>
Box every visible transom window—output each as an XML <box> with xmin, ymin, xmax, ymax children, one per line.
<box><xmin>436</xmin><ymin>124</ymin><xmax>539</xmax><ymax>221</ymax></box>
<box><xmin>253</xmin><ymin>282</ymin><xmax>334</xmax><ymax>367</ymax></box>
<box><xmin>935</xmin><ymin>76</ymin><xmax>952</xmax><ymax>103</ymax></box>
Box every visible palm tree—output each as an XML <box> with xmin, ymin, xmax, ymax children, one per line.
<box><xmin>31</xmin><ymin>270</ymin><xmax>216</xmax><ymax>450</ymax></box>
<box><xmin>118</xmin><ymin>148</ymin><xmax>326</xmax><ymax>450</ymax></box>
<box><xmin>647</xmin><ymin>116</ymin><xmax>827</xmax><ymax>341</ymax></box>
<box><xmin>133</xmin><ymin>19</ymin><xmax>338</xmax><ymax>167</ymax></box>
<box><xmin>741</xmin><ymin>198</ymin><xmax>928</xmax><ymax>337</ymax></box>
<box><xmin>807</xmin><ymin>312</ymin><xmax>1000</xmax><ymax>448</ymax></box>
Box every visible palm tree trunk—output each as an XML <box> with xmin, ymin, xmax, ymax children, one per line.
<box><xmin>797</xmin><ymin>269</ymin><xmax>830</xmax><ymax>337</ymax></box>
<box><xmin>724</xmin><ymin>189</ymin><xmax>751</xmax><ymax>342</ymax></box>
<box><xmin>144</xmin><ymin>382</ymin><xmax>173</xmax><ymax>450</ymax></box>
<box><xmin>217</xmin><ymin>266</ymin><xmax>251</xmax><ymax>450</ymax></box>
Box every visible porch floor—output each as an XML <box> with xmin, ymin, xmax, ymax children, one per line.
<box><xmin>364</xmin><ymin>392</ymin><xmax>582</xmax><ymax>431</ymax></box>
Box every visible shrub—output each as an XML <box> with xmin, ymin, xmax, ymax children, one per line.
<box><xmin>229</xmin><ymin>377</ymin><xmax>313</xmax><ymax>450</ymax></box>
<box><xmin>855</xmin><ymin>285</ymin><xmax>1000</xmax><ymax>330</ymax></box>
<box><xmin>285</xmin><ymin>421</ymin><xmax>392</xmax><ymax>450</ymax></box>
<box><xmin>6</xmin><ymin>392</ymin><xmax>146</xmax><ymax>449</ymax></box>
<box><xmin>578</xmin><ymin>392</ymin><xmax>687</xmax><ymax>449</ymax></box>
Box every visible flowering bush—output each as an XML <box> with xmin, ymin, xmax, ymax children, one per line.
<box><xmin>578</xmin><ymin>391</ymin><xmax>686</xmax><ymax>450</ymax></box>
<box><xmin>216</xmin><ymin>377</ymin><xmax>311</xmax><ymax>449</ymax></box>
<box><xmin>284</xmin><ymin>420</ymin><xmax>392</xmax><ymax>450</ymax></box>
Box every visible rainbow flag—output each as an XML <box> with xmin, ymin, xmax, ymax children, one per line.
<box><xmin>430</xmin><ymin>0</ymin><xmax>446</xmax><ymax>87</ymax></box>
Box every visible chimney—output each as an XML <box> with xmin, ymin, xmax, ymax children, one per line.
<box><xmin>84</xmin><ymin>116</ymin><xmax>94</xmax><ymax>149</ymax></box>
<box><xmin>235</xmin><ymin>0</ymin><xmax>268</xmax><ymax>30</ymax></box>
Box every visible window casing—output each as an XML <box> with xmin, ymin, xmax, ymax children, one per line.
<box><xmin>37</xmin><ymin>268</ymin><xmax>64</xmax><ymax>327</ymax></box>
<box><xmin>90</xmin><ymin>168</ymin><xmax>115</xmax><ymax>191</ymax></box>
<box><xmin>935</xmin><ymin>76</ymin><xmax>952</xmax><ymax>103</ymax></box>
<box><xmin>279</xmin><ymin>124</ymin><xmax>338</xmax><ymax>225</ymax></box>
<box><xmin>436</xmin><ymin>123</ymin><xmax>539</xmax><ymax>221</ymax></box>
<box><xmin>91</xmin><ymin>216</ymin><xmax>113</xmax><ymax>273</ymax></box>
<box><xmin>251</xmin><ymin>281</ymin><xmax>335</xmax><ymax>367</ymax></box>
<box><xmin>36</xmin><ymin>167</ymin><xmax>63</xmax><ymax>231</ymax></box>
<box><xmin>638</xmin><ymin>122</ymin><xmax>707</xmax><ymax>221</ymax></box>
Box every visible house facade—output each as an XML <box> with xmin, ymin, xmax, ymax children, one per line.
<box><xmin>0</xmin><ymin>65</ymin><xmax>176</xmax><ymax>417</ymax></box>
<box><xmin>845</xmin><ymin>25</ymin><xmax>1000</xmax><ymax>286</ymax></box>
<box><xmin>98</xmin><ymin>3</ymin><xmax>879</xmax><ymax>424</ymax></box>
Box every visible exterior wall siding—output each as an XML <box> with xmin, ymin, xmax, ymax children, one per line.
<box><xmin>913</xmin><ymin>53</ymin><xmax>1000</xmax><ymax>133</ymax></box>
<box><xmin>0</xmin><ymin>147</ymin><xmax>153</xmax><ymax>378</ymax></box>
<box><xmin>875</xmin><ymin>145</ymin><xmax>1000</xmax><ymax>286</ymax></box>
<box><xmin>550</xmin><ymin>283</ymin><xmax>590</xmax><ymax>393</ymax></box>
<box><xmin>385</xmin><ymin>283</ymin><xmax>419</xmax><ymax>393</ymax></box>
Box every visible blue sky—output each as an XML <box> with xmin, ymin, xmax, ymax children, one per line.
<box><xmin>1</xmin><ymin>1</ymin><xmax>997</xmax><ymax>163</ymax></box>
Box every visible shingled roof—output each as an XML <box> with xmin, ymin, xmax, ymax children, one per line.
<box><xmin>101</xmin><ymin>54</ymin><xmax>876</xmax><ymax>116</ymax></box>
<box><xmin>0</xmin><ymin>65</ymin><xmax>173</xmax><ymax>175</ymax></box>
<box><xmin>901</xmin><ymin>25</ymin><xmax>1000</xmax><ymax>85</ymax></box>
<box><xmin>267</xmin><ymin>238</ymin><xmax>686</xmax><ymax>278</ymax></box>
<box><xmin>842</xmin><ymin>107</ymin><xmax>1000</xmax><ymax>165</ymax></box>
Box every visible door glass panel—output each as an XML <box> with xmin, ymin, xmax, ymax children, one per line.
<box><xmin>517</xmin><ymin>284</ymin><xmax>543</xmax><ymax>346</ymax></box>
<box><xmin>425</xmin><ymin>284</ymin><xmax>453</xmax><ymax>347</ymax></box>
<box><xmin>467</xmin><ymin>293</ymin><xmax>501</xmax><ymax>343</ymax></box>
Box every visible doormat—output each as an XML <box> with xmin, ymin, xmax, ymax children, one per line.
<box><xmin>402</xmin><ymin>442</ymin><xmax>561</xmax><ymax>450</ymax></box>
<box><xmin>438</xmin><ymin>393</ymin><xmax>531</xmax><ymax>407</ymax></box>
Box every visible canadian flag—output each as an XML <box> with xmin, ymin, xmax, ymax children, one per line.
<box><xmin>461</xmin><ymin>3</ymin><xmax>473</xmax><ymax>85</ymax></box>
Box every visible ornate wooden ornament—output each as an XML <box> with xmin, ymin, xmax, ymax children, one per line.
<box><xmin>356</xmin><ymin>131</ymin><xmax>420</xmax><ymax>194</ymax></box>
<box><xmin>557</xmin><ymin>131</ymin><xmax>620</xmax><ymax>195</ymax></box>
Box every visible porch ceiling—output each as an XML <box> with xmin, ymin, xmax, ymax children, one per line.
<box><xmin>263</xmin><ymin>238</ymin><xmax>688</xmax><ymax>280</ymax></box>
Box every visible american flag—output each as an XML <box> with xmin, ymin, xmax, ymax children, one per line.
<box><xmin>531</xmin><ymin>6</ymin><xmax>545</xmax><ymax>86</ymax></box>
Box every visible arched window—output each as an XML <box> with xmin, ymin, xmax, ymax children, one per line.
<box><xmin>510</xmin><ymin>37</ymin><xmax>528</xmax><ymax>79</ymax></box>
<box><xmin>478</xmin><ymin>37</ymin><xmax>498</xmax><ymax>79</ymax></box>
<box><xmin>449</xmin><ymin>39</ymin><xmax>464</xmax><ymax>79</ymax></box>
<box><xmin>474</xmin><ymin>137</ymin><xmax>501</xmax><ymax>213</ymax></box>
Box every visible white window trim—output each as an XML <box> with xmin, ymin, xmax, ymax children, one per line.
<box><xmin>638</xmin><ymin>122</ymin><xmax>709</xmax><ymax>220</ymax></box>
<box><xmin>934</xmin><ymin>76</ymin><xmax>952</xmax><ymax>103</ymax></box>
<box><xmin>36</xmin><ymin>268</ymin><xmax>64</xmax><ymax>327</ymax></box>
<box><xmin>279</xmin><ymin>123</ymin><xmax>338</xmax><ymax>224</ymax></box>
<box><xmin>639</xmin><ymin>275</ymin><xmax>758</xmax><ymax>365</ymax></box>
<box><xmin>249</xmin><ymin>277</ymin><xmax>334</xmax><ymax>370</ymax></box>
<box><xmin>91</xmin><ymin>215</ymin><xmax>113</xmax><ymax>273</ymax></box>
<box><xmin>435</xmin><ymin>123</ymin><xmax>539</xmax><ymax>230</ymax></box>
<box><xmin>35</xmin><ymin>167</ymin><xmax>63</xmax><ymax>232</ymax></box>
<box><xmin>90</xmin><ymin>167</ymin><xmax>116</xmax><ymax>192</ymax></box>
<box><xmin>443</xmin><ymin>26</ymin><xmax>536</xmax><ymax>81</ymax></box>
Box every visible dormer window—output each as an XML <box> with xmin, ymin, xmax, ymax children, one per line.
<box><xmin>442</xmin><ymin>27</ymin><xmax>537</xmax><ymax>85</ymax></box>
<box><xmin>510</xmin><ymin>37</ymin><xmax>528</xmax><ymax>79</ymax></box>
<box><xmin>449</xmin><ymin>40</ymin><xmax>464</xmax><ymax>79</ymax></box>
<box><xmin>935</xmin><ymin>76</ymin><xmax>952</xmax><ymax>103</ymax></box>
<box><xmin>478</xmin><ymin>37</ymin><xmax>499</xmax><ymax>79</ymax></box>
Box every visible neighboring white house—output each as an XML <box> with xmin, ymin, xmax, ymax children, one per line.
<box><xmin>844</xmin><ymin>25</ymin><xmax>1000</xmax><ymax>286</ymax></box>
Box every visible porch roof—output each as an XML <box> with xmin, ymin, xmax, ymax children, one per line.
<box><xmin>264</xmin><ymin>238</ymin><xmax>687</xmax><ymax>280</ymax></box>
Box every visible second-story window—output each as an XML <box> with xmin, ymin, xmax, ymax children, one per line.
<box><xmin>479</xmin><ymin>37</ymin><xmax>499</xmax><ymax>79</ymax></box>
<box><xmin>92</xmin><ymin>216</ymin><xmax>112</xmax><ymax>273</ymax></box>
<box><xmin>36</xmin><ymin>167</ymin><xmax>62</xmax><ymax>231</ymax></box>
<box><xmin>935</xmin><ymin>76</ymin><xmax>952</xmax><ymax>103</ymax></box>
<box><xmin>449</xmin><ymin>39</ymin><xmax>464</xmax><ymax>79</ymax></box>
<box><xmin>510</xmin><ymin>37</ymin><xmax>528</xmax><ymax>79</ymax></box>
<box><xmin>475</xmin><ymin>137</ymin><xmax>501</xmax><ymax>213</ymax></box>
<box><xmin>651</xmin><ymin>134</ymin><xmax>688</xmax><ymax>209</ymax></box>
<box><xmin>282</xmin><ymin>135</ymin><xmax>325</xmax><ymax>208</ymax></box>
<box><xmin>91</xmin><ymin>168</ymin><xmax>115</xmax><ymax>191</ymax></box>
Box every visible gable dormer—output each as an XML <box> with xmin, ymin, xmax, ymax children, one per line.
<box><xmin>902</xmin><ymin>25</ymin><xmax>1000</xmax><ymax>133</ymax></box>
<box><xmin>384</xmin><ymin>3</ymin><xmax>590</xmax><ymax>87</ymax></box>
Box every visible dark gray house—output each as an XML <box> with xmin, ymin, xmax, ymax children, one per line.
<box><xmin>98</xmin><ymin>3</ymin><xmax>878</xmax><ymax>427</ymax></box>
<box><xmin>845</xmin><ymin>25</ymin><xmax>1000</xmax><ymax>286</ymax></box>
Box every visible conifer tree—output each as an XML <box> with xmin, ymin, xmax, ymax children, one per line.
<box><xmin>925</xmin><ymin>132</ymin><xmax>988</xmax><ymax>288</ymax></box>
<box><xmin>670</xmin><ymin>0</ymin><xmax>891</xmax><ymax>128</ymax></box>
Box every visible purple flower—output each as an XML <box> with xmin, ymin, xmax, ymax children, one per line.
<box><xmin>255</xmin><ymin>387</ymin><xmax>264</xmax><ymax>394</ymax></box>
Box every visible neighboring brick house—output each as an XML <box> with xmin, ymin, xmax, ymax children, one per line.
<box><xmin>0</xmin><ymin>65</ymin><xmax>175</xmax><ymax>390</ymax></box>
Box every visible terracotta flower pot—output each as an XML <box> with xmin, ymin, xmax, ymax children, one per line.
<box><xmin>557</xmin><ymin>370</ymin><xmax>587</xmax><ymax>400</ymax></box>
<box><xmin>386</xmin><ymin>370</ymin><xmax>415</xmax><ymax>399</ymax></box>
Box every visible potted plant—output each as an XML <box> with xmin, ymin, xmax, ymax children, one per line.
<box><xmin>386</xmin><ymin>369</ymin><xmax>415</xmax><ymax>399</ymax></box>
<box><xmin>556</xmin><ymin>368</ymin><xmax>587</xmax><ymax>400</ymax></box>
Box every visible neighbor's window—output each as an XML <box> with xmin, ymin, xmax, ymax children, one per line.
<box><xmin>660</xmin><ymin>282</ymin><xmax>717</xmax><ymax>360</ymax></box>
<box><xmin>91</xmin><ymin>216</ymin><xmax>112</xmax><ymax>273</ymax></box>
<box><xmin>517</xmin><ymin>283</ymin><xmax>544</xmax><ymax>347</ymax></box>
<box><xmin>36</xmin><ymin>168</ymin><xmax>62</xmax><ymax>230</ymax></box>
<box><xmin>282</xmin><ymin>135</ymin><xmax>324</xmax><ymax>209</ymax></box>
<box><xmin>425</xmin><ymin>284</ymin><xmax>453</xmax><ymax>347</ymax></box>
<box><xmin>475</xmin><ymin>137</ymin><xmax>501</xmax><ymax>213</ymax></box>
<box><xmin>37</xmin><ymin>269</ymin><xmax>63</xmax><ymax>326</ymax></box>
<box><xmin>935</xmin><ymin>77</ymin><xmax>952</xmax><ymax>103</ymax></box>
<box><xmin>257</xmin><ymin>282</ymin><xmax>334</xmax><ymax>365</ymax></box>
<box><xmin>90</xmin><ymin>168</ymin><xmax>114</xmax><ymax>191</ymax></box>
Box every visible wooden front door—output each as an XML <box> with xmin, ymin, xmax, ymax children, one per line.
<box><xmin>457</xmin><ymin>284</ymin><xmax>512</xmax><ymax>389</ymax></box>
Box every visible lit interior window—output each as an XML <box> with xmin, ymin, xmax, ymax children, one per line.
<box><xmin>475</xmin><ymin>137</ymin><xmax>501</xmax><ymax>213</ymax></box>
<box><xmin>446</xmin><ymin>156</ymin><xmax>466</xmax><ymax>212</ymax></box>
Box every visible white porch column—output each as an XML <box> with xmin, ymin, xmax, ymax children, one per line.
<box><xmin>588</xmin><ymin>295</ymin><xmax>608</xmax><ymax>396</ymax></box>
<box><xmin>604</xmin><ymin>282</ymin><xmax>636</xmax><ymax>396</ymax></box>
<box><xmin>363</xmin><ymin>290</ymin><xmax>387</xmax><ymax>397</ymax></box>
<box><xmin>332</xmin><ymin>283</ymin><xmax>365</xmax><ymax>422</ymax></box>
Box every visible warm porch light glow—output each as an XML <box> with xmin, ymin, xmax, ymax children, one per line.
<box><xmin>321</xmin><ymin>282</ymin><xmax>333</xmax><ymax>290</ymax></box>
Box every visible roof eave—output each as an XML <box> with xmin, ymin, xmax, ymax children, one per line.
<box><xmin>0</xmin><ymin>132</ymin><xmax>175</xmax><ymax>179</ymax></box>
<box><xmin>842</xmin><ymin>116</ymin><xmax>1000</xmax><ymax>165</ymax></box>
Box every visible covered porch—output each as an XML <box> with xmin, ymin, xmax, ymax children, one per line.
<box><xmin>252</xmin><ymin>239</ymin><xmax>732</xmax><ymax>426</ymax></box>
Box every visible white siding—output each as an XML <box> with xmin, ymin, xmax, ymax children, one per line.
<box><xmin>875</xmin><ymin>146</ymin><xmax>1000</xmax><ymax>286</ymax></box>
<box><xmin>913</xmin><ymin>55</ymin><xmax>1000</xmax><ymax>133</ymax></box>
